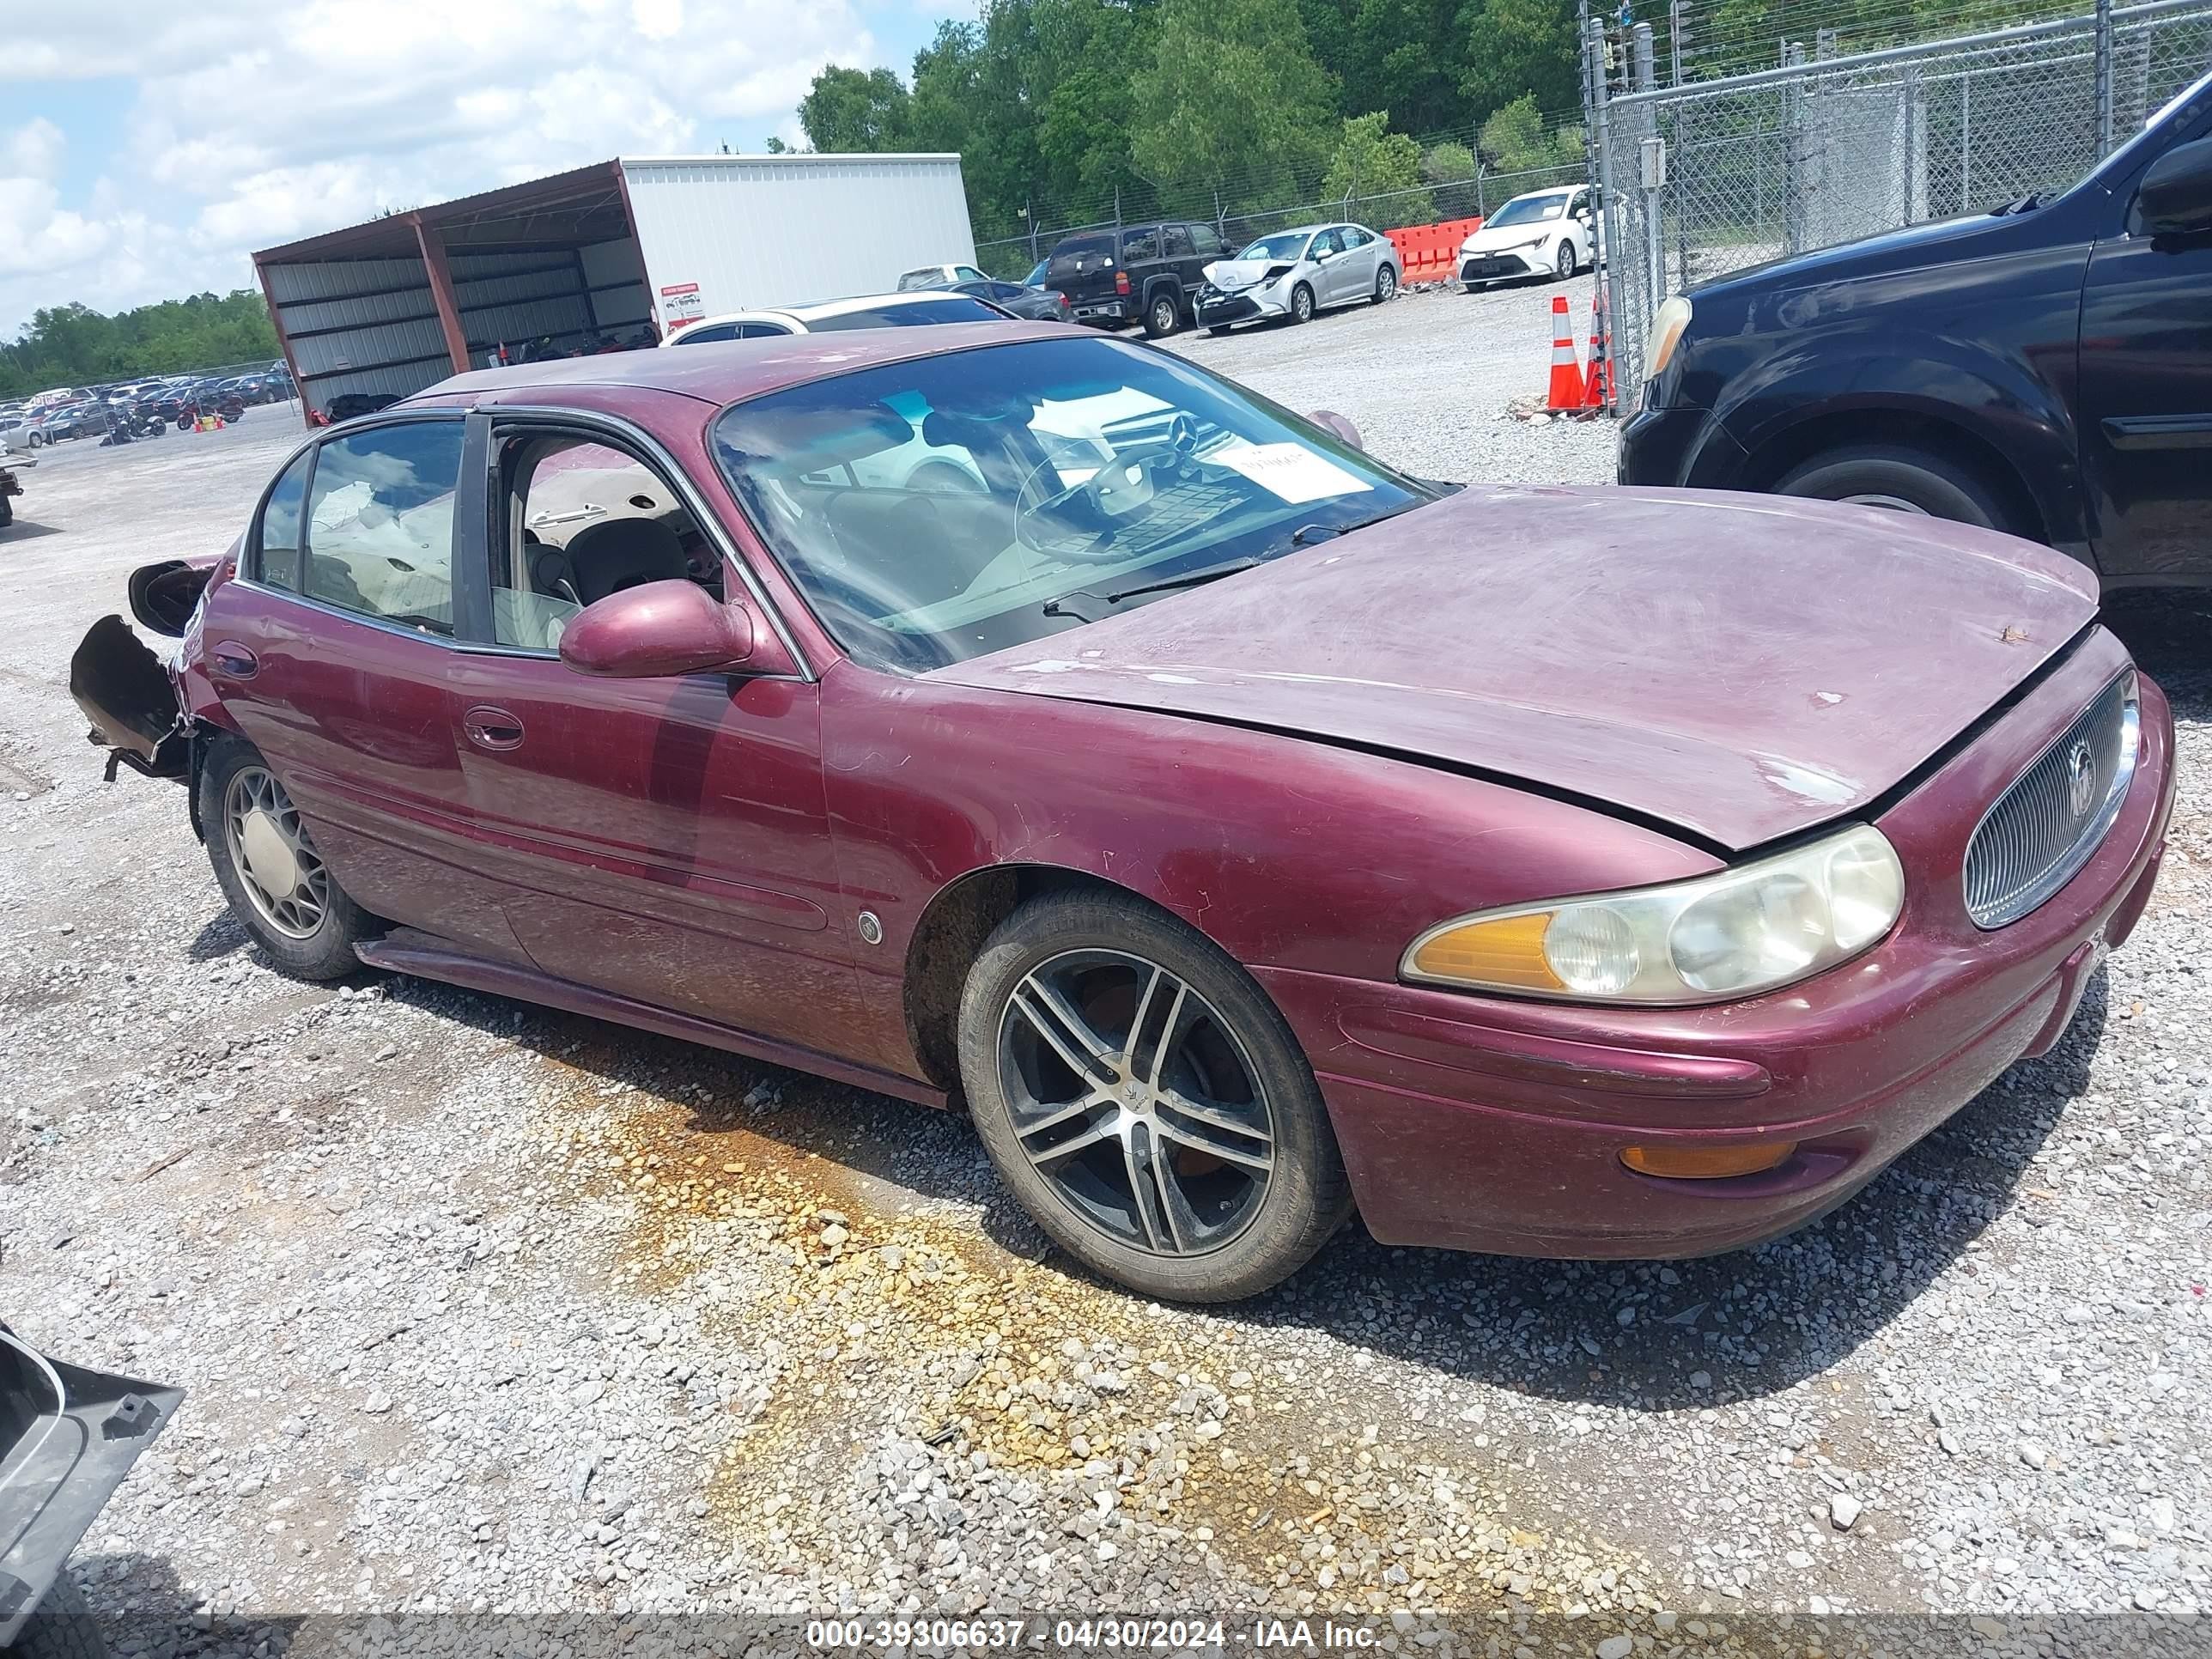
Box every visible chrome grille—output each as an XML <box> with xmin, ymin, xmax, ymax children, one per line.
<box><xmin>1963</xmin><ymin>673</ymin><xmax>2138</xmax><ymax>929</ymax></box>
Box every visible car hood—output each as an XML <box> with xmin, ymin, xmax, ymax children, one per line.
<box><xmin>932</xmin><ymin>486</ymin><xmax>2100</xmax><ymax>851</ymax></box>
<box><xmin>1462</xmin><ymin>220</ymin><xmax>1564</xmax><ymax>253</ymax></box>
<box><xmin>1204</xmin><ymin>258</ymin><xmax>1302</xmax><ymax>291</ymax></box>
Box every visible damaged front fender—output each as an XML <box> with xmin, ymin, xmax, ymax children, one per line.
<box><xmin>68</xmin><ymin>555</ymin><xmax>228</xmax><ymax>784</ymax></box>
<box><xmin>0</xmin><ymin>1325</ymin><xmax>184</xmax><ymax>1645</ymax></box>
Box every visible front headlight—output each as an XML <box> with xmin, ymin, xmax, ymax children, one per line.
<box><xmin>1645</xmin><ymin>294</ymin><xmax>1693</xmax><ymax>383</ymax></box>
<box><xmin>1401</xmin><ymin>823</ymin><xmax>1904</xmax><ymax>1005</ymax></box>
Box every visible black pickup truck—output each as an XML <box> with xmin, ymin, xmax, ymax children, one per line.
<box><xmin>1043</xmin><ymin>221</ymin><xmax>1229</xmax><ymax>338</ymax></box>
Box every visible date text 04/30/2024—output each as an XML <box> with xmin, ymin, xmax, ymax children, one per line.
<box><xmin>804</xmin><ymin>1620</ymin><xmax>1382</xmax><ymax>1650</ymax></box>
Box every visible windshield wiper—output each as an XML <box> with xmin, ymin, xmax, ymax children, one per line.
<box><xmin>1042</xmin><ymin>556</ymin><xmax>1265</xmax><ymax>620</ymax></box>
<box><xmin>1289</xmin><ymin>501</ymin><xmax>1418</xmax><ymax>546</ymax></box>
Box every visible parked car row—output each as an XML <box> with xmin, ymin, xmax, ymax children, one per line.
<box><xmin>0</xmin><ymin>367</ymin><xmax>294</xmax><ymax>451</ymax></box>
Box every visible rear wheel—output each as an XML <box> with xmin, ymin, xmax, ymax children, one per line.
<box><xmin>0</xmin><ymin>494</ymin><xmax>12</xmax><ymax>528</ymax></box>
<box><xmin>1772</xmin><ymin>443</ymin><xmax>2009</xmax><ymax>531</ymax></box>
<box><xmin>199</xmin><ymin>735</ymin><xmax>374</xmax><ymax>980</ymax></box>
<box><xmin>10</xmin><ymin>1576</ymin><xmax>107</xmax><ymax>1659</ymax></box>
<box><xmin>958</xmin><ymin>889</ymin><xmax>1352</xmax><ymax>1302</ymax></box>
<box><xmin>1144</xmin><ymin>293</ymin><xmax>1182</xmax><ymax>338</ymax></box>
<box><xmin>1373</xmin><ymin>264</ymin><xmax>1399</xmax><ymax>303</ymax></box>
<box><xmin>1288</xmin><ymin>283</ymin><xmax>1316</xmax><ymax>325</ymax></box>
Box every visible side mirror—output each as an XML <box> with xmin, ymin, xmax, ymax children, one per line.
<box><xmin>1306</xmin><ymin>409</ymin><xmax>1364</xmax><ymax>452</ymax></box>
<box><xmin>2139</xmin><ymin>135</ymin><xmax>2212</xmax><ymax>236</ymax></box>
<box><xmin>558</xmin><ymin>579</ymin><xmax>757</xmax><ymax>678</ymax></box>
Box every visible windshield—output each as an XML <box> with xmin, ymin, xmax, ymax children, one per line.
<box><xmin>1487</xmin><ymin>192</ymin><xmax>1571</xmax><ymax>228</ymax></box>
<box><xmin>711</xmin><ymin>336</ymin><xmax>1428</xmax><ymax>673</ymax></box>
<box><xmin>808</xmin><ymin>297</ymin><xmax>1003</xmax><ymax>331</ymax></box>
<box><xmin>1235</xmin><ymin>232</ymin><xmax>1314</xmax><ymax>262</ymax></box>
<box><xmin>1024</xmin><ymin>260</ymin><xmax>1049</xmax><ymax>286</ymax></box>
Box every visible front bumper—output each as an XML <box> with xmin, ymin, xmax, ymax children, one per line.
<box><xmin>0</xmin><ymin>1328</ymin><xmax>184</xmax><ymax>1643</ymax></box>
<box><xmin>1617</xmin><ymin>402</ymin><xmax>1745</xmax><ymax>487</ymax></box>
<box><xmin>1196</xmin><ymin>288</ymin><xmax>1279</xmax><ymax>327</ymax></box>
<box><xmin>1255</xmin><ymin>635</ymin><xmax>2177</xmax><ymax>1259</ymax></box>
<box><xmin>1461</xmin><ymin>251</ymin><xmax>1537</xmax><ymax>282</ymax></box>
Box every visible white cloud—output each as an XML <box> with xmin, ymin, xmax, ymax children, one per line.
<box><xmin>2</xmin><ymin>0</ymin><xmax>882</xmax><ymax>334</ymax></box>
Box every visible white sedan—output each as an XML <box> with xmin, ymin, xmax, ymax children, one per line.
<box><xmin>1194</xmin><ymin>222</ymin><xmax>1401</xmax><ymax>334</ymax></box>
<box><xmin>1459</xmin><ymin>185</ymin><xmax>1595</xmax><ymax>290</ymax></box>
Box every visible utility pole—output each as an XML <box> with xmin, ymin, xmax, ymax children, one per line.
<box><xmin>1668</xmin><ymin>0</ymin><xmax>1686</xmax><ymax>85</ymax></box>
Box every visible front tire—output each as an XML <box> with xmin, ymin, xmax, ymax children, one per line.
<box><xmin>957</xmin><ymin>889</ymin><xmax>1352</xmax><ymax>1303</ymax></box>
<box><xmin>1556</xmin><ymin>240</ymin><xmax>1578</xmax><ymax>279</ymax></box>
<box><xmin>1143</xmin><ymin>293</ymin><xmax>1182</xmax><ymax>338</ymax></box>
<box><xmin>199</xmin><ymin>735</ymin><xmax>374</xmax><ymax>979</ymax></box>
<box><xmin>1771</xmin><ymin>443</ymin><xmax>2009</xmax><ymax>531</ymax></box>
<box><xmin>1207</xmin><ymin>325</ymin><xmax>1231</xmax><ymax>337</ymax></box>
<box><xmin>1288</xmin><ymin>283</ymin><xmax>1315</xmax><ymax>325</ymax></box>
<box><xmin>1373</xmin><ymin>264</ymin><xmax>1398</xmax><ymax>303</ymax></box>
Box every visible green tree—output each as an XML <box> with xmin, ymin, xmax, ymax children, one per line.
<box><xmin>1459</xmin><ymin>0</ymin><xmax>1580</xmax><ymax>120</ymax></box>
<box><xmin>1421</xmin><ymin>139</ymin><xmax>1478</xmax><ymax>183</ymax></box>
<box><xmin>1321</xmin><ymin>112</ymin><xmax>1435</xmax><ymax>226</ymax></box>
<box><xmin>0</xmin><ymin>291</ymin><xmax>282</xmax><ymax>400</ymax></box>
<box><xmin>1477</xmin><ymin>91</ymin><xmax>1583</xmax><ymax>174</ymax></box>
<box><xmin>796</xmin><ymin>66</ymin><xmax>913</xmax><ymax>151</ymax></box>
<box><xmin>1131</xmin><ymin>0</ymin><xmax>1337</xmax><ymax>191</ymax></box>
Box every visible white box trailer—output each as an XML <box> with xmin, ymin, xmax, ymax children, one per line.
<box><xmin>253</xmin><ymin>153</ymin><xmax>975</xmax><ymax>422</ymax></box>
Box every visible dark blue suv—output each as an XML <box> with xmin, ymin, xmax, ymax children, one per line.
<box><xmin>1620</xmin><ymin>68</ymin><xmax>2212</xmax><ymax>589</ymax></box>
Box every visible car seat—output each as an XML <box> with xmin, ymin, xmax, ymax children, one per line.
<box><xmin>551</xmin><ymin>518</ymin><xmax>691</xmax><ymax>605</ymax></box>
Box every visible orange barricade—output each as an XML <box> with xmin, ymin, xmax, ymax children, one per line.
<box><xmin>1386</xmin><ymin>216</ymin><xmax>1484</xmax><ymax>283</ymax></box>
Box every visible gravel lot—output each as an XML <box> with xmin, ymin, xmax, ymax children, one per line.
<box><xmin>2</xmin><ymin>296</ymin><xmax>2208</xmax><ymax>1658</ymax></box>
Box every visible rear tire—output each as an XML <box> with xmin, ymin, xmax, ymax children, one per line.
<box><xmin>957</xmin><ymin>889</ymin><xmax>1352</xmax><ymax>1303</ymax></box>
<box><xmin>1464</xmin><ymin>282</ymin><xmax>1486</xmax><ymax>295</ymax></box>
<box><xmin>1771</xmin><ymin>443</ymin><xmax>2010</xmax><ymax>531</ymax></box>
<box><xmin>198</xmin><ymin>734</ymin><xmax>374</xmax><ymax>980</ymax></box>
<box><xmin>1143</xmin><ymin>293</ymin><xmax>1182</xmax><ymax>338</ymax></box>
<box><xmin>0</xmin><ymin>494</ymin><xmax>13</xmax><ymax>528</ymax></box>
<box><xmin>1372</xmin><ymin>264</ymin><xmax>1398</xmax><ymax>304</ymax></box>
<box><xmin>10</xmin><ymin>1576</ymin><xmax>107</xmax><ymax>1659</ymax></box>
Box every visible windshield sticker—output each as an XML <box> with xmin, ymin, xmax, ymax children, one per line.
<box><xmin>1209</xmin><ymin>441</ymin><xmax>1374</xmax><ymax>505</ymax></box>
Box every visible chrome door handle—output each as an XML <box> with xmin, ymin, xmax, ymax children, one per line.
<box><xmin>462</xmin><ymin>706</ymin><xmax>526</xmax><ymax>751</ymax></box>
<box><xmin>211</xmin><ymin>641</ymin><xmax>258</xmax><ymax>678</ymax></box>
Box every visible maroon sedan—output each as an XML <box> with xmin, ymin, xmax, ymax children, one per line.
<box><xmin>70</xmin><ymin>325</ymin><xmax>2175</xmax><ymax>1302</ymax></box>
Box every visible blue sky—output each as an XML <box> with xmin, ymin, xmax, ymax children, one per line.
<box><xmin>3</xmin><ymin>0</ymin><xmax>962</xmax><ymax>337</ymax></box>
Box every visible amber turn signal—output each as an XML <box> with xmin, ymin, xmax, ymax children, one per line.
<box><xmin>1620</xmin><ymin>1140</ymin><xmax>1797</xmax><ymax>1180</ymax></box>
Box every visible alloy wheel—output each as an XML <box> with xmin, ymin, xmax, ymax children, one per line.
<box><xmin>1376</xmin><ymin>266</ymin><xmax>1398</xmax><ymax>301</ymax></box>
<box><xmin>995</xmin><ymin>948</ymin><xmax>1276</xmax><ymax>1258</ymax></box>
<box><xmin>1291</xmin><ymin>286</ymin><xmax>1314</xmax><ymax>323</ymax></box>
<box><xmin>223</xmin><ymin>766</ymin><xmax>331</xmax><ymax>939</ymax></box>
<box><xmin>1151</xmin><ymin>296</ymin><xmax>1179</xmax><ymax>336</ymax></box>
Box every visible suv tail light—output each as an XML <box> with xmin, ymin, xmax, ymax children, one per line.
<box><xmin>1115</xmin><ymin>270</ymin><xmax>1131</xmax><ymax>296</ymax></box>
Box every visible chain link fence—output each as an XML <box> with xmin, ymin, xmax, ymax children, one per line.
<box><xmin>1595</xmin><ymin>0</ymin><xmax>2212</xmax><ymax>405</ymax></box>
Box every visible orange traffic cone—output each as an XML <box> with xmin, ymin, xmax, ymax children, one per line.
<box><xmin>1582</xmin><ymin>289</ymin><xmax>1613</xmax><ymax>410</ymax></box>
<box><xmin>1546</xmin><ymin>295</ymin><xmax>1585</xmax><ymax>410</ymax></box>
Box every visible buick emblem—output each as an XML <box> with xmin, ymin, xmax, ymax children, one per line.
<box><xmin>2065</xmin><ymin>740</ymin><xmax>2097</xmax><ymax>818</ymax></box>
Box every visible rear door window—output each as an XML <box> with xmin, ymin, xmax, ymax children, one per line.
<box><xmin>254</xmin><ymin>448</ymin><xmax>314</xmax><ymax>592</ymax></box>
<box><xmin>1121</xmin><ymin>227</ymin><xmax>1161</xmax><ymax>261</ymax></box>
<box><xmin>294</xmin><ymin>421</ymin><xmax>464</xmax><ymax>634</ymax></box>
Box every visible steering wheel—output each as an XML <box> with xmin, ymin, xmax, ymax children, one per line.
<box><xmin>1013</xmin><ymin>440</ymin><xmax>1190</xmax><ymax>560</ymax></box>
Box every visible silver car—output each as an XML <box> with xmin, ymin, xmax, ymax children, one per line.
<box><xmin>1195</xmin><ymin>222</ymin><xmax>1401</xmax><ymax>333</ymax></box>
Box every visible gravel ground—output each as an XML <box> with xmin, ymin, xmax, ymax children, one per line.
<box><xmin>1</xmin><ymin>305</ymin><xmax>2208</xmax><ymax>1659</ymax></box>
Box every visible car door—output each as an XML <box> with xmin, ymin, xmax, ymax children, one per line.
<box><xmin>443</xmin><ymin>410</ymin><xmax>858</xmax><ymax>1052</ymax></box>
<box><xmin>1310</xmin><ymin>228</ymin><xmax>1350</xmax><ymax>303</ymax></box>
<box><xmin>2077</xmin><ymin>120</ymin><xmax>2212</xmax><ymax>584</ymax></box>
<box><xmin>207</xmin><ymin>414</ymin><xmax>527</xmax><ymax>960</ymax></box>
<box><xmin>1162</xmin><ymin>226</ymin><xmax>1201</xmax><ymax>300</ymax></box>
<box><xmin>1340</xmin><ymin>225</ymin><xmax>1383</xmax><ymax>295</ymax></box>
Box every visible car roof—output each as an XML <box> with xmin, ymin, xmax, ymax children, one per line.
<box><xmin>679</xmin><ymin>290</ymin><xmax>978</xmax><ymax>335</ymax></box>
<box><xmin>420</xmin><ymin>319</ymin><xmax>1093</xmax><ymax>409</ymax></box>
<box><xmin>1504</xmin><ymin>186</ymin><xmax>1577</xmax><ymax>202</ymax></box>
